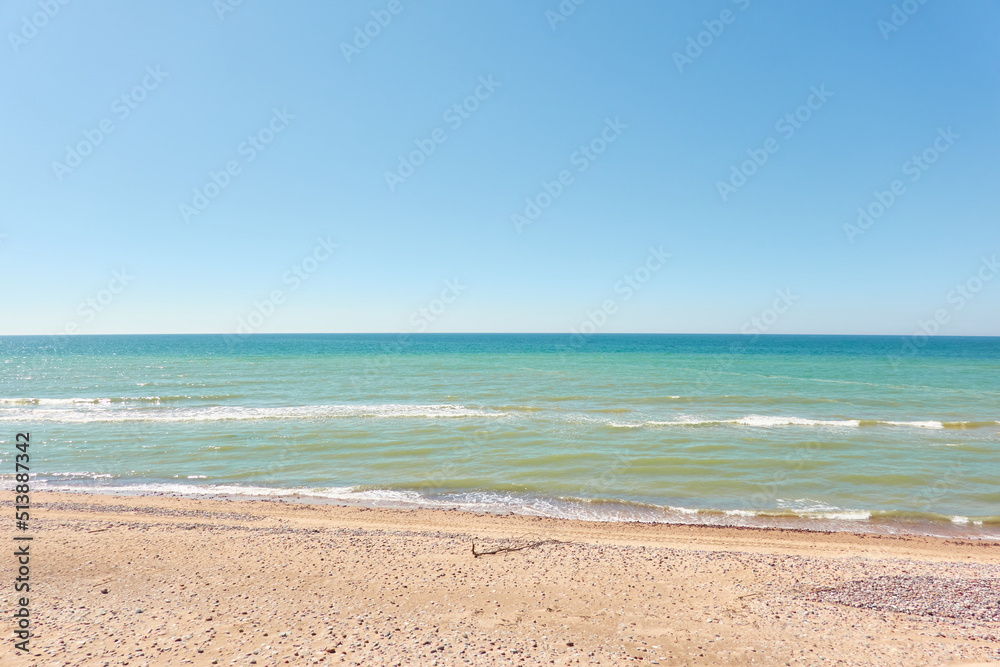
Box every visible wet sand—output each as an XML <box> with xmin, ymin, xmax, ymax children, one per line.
<box><xmin>10</xmin><ymin>491</ymin><xmax>1000</xmax><ymax>666</ymax></box>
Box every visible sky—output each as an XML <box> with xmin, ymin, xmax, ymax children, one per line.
<box><xmin>2</xmin><ymin>0</ymin><xmax>998</xmax><ymax>336</ymax></box>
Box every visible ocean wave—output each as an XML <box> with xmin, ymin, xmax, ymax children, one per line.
<box><xmin>606</xmin><ymin>415</ymin><xmax>999</xmax><ymax>430</ymax></box>
<box><xmin>3</xmin><ymin>398</ymin><xmax>996</xmax><ymax>431</ymax></box>
<box><xmin>0</xmin><ymin>395</ymin><xmax>243</xmax><ymax>406</ymax></box>
<box><xmin>46</xmin><ymin>471</ymin><xmax>116</xmax><ymax>479</ymax></box>
<box><xmin>0</xmin><ymin>403</ymin><xmax>506</xmax><ymax>423</ymax></box>
<box><xmin>878</xmin><ymin>420</ymin><xmax>944</xmax><ymax>429</ymax></box>
<box><xmin>734</xmin><ymin>415</ymin><xmax>860</xmax><ymax>427</ymax></box>
<box><xmin>942</xmin><ymin>420</ymin><xmax>999</xmax><ymax>430</ymax></box>
<box><xmin>30</xmin><ymin>481</ymin><xmax>1000</xmax><ymax>537</ymax></box>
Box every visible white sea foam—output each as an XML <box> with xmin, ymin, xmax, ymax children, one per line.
<box><xmin>733</xmin><ymin>414</ymin><xmax>861</xmax><ymax>428</ymax></box>
<box><xmin>0</xmin><ymin>403</ymin><xmax>505</xmax><ymax>423</ymax></box>
<box><xmin>629</xmin><ymin>415</ymin><xmax>959</xmax><ymax>429</ymax></box>
<box><xmin>723</xmin><ymin>509</ymin><xmax>757</xmax><ymax>517</ymax></box>
<box><xmin>883</xmin><ymin>420</ymin><xmax>944</xmax><ymax>429</ymax></box>
<box><xmin>772</xmin><ymin>498</ymin><xmax>873</xmax><ymax>521</ymax></box>
<box><xmin>1</xmin><ymin>398</ymin><xmax>988</xmax><ymax>432</ymax></box>
<box><xmin>1</xmin><ymin>397</ymin><xmax>123</xmax><ymax>405</ymax></box>
<box><xmin>0</xmin><ymin>395</ymin><xmax>248</xmax><ymax>407</ymax></box>
<box><xmin>30</xmin><ymin>480</ymin><xmax>999</xmax><ymax>538</ymax></box>
<box><xmin>44</xmin><ymin>471</ymin><xmax>115</xmax><ymax>479</ymax></box>
<box><xmin>642</xmin><ymin>415</ymin><xmax>859</xmax><ymax>428</ymax></box>
<box><xmin>814</xmin><ymin>510</ymin><xmax>872</xmax><ymax>521</ymax></box>
<box><xmin>645</xmin><ymin>418</ymin><xmax>712</xmax><ymax>426</ymax></box>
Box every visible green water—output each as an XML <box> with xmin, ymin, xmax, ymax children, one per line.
<box><xmin>1</xmin><ymin>334</ymin><xmax>998</xmax><ymax>536</ymax></box>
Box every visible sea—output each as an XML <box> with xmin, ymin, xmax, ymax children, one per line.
<box><xmin>2</xmin><ymin>334</ymin><xmax>998</xmax><ymax>538</ymax></box>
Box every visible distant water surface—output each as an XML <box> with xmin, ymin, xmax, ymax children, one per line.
<box><xmin>1</xmin><ymin>334</ymin><xmax>998</xmax><ymax>537</ymax></box>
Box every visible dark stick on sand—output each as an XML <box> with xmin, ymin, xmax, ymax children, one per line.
<box><xmin>471</xmin><ymin>538</ymin><xmax>565</xmax><ymax>558</ymax></box>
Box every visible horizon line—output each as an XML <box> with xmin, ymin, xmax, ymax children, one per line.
<box><xmin>2</xmin><ymin>332</ymin><xmax>998</xmax><ymax>339</ymax></box>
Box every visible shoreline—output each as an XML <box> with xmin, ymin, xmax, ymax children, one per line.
<box><xmin>13</xmin><ymin>491</ymin><xmax>1000</xmax><ymax>665</ymax></box>
<box><xmin>29</xmin><ymin>482</ymin><xmax>1000</xmax><ymax>542</ymax></box>
<box><xmin>21</xmin><ymin>490</ymin><xmax>1000</xmax><ymax>560</ymax></box>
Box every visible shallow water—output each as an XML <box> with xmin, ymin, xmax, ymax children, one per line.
<box><xmin>2</xmin><ymin>334</ymin><xmax>998</xmax><ymax>537</ymax></box>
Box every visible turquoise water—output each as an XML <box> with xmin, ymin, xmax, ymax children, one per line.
<box><xmin>2</xmin><ymin>334</ymin><xmax>998</xmax><ymax>536</ymax></box>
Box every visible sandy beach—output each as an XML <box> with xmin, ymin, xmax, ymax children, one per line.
<box><xmin>8</xmin><ymin>491</ymin><xmax>1000</xmax><ymax>666</ymax></box>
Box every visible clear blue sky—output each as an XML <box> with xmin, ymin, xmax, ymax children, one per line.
<box><xmin>2</xmin><ymin>0</ymin><xmax>998</xmax><ymax>335</ymax></box>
